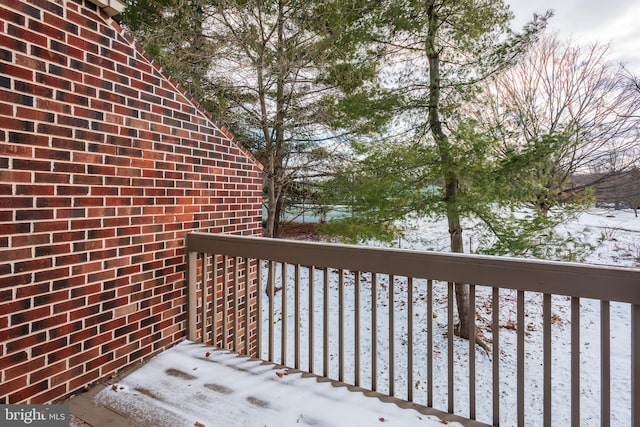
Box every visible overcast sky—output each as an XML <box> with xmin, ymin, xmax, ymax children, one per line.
<box><xmin>509</xmin><ymin>0</ymin><xmax>640</xmax><ymax>73</ymax></box>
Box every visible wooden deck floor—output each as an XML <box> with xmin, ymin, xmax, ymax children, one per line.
<box><xmin>67</xmin><ymin>341</ymin><xmax>488</xmax><ymax>426</ymax></box>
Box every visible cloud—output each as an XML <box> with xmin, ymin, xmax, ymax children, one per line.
<box><xmin>509</xmin><ymin>0</ymin><xmax>640</xmax><ymax>72</ymax></box>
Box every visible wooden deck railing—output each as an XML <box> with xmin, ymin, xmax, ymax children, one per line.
<box><xmin>186</xmin><ymin>232</ymin><xmax>640</xmax><ymax>426</ymax></box>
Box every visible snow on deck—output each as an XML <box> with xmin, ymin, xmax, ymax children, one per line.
<box><xmin>94</xmin><ymin>340</ymin><xmax>462</xmax><ymax>427</ymax></box>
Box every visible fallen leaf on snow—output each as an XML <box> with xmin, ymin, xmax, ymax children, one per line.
<box><xmin>111</xmin><ymin>385</ymin><xmax>118</xmax><ymax>392</ymax></box>
<box><xmin>378</xmin><ymin>417</ymin><xmax>385</xmax><ymax>422</ymax></box>
<box><xmin>195</xmin><ymin>422</ymin><xmax>205</xmax><ymax>427</ymax></box>
<box><xmin>439</xmin><ymin>420</ymin><xmax>448</xmax><ymax>424</ymax></box>
<box><xmin>275</xmin><ymin>370</ymin><xmax>289</xmax><ymax>378</ymax></box>
<box><xmin>205</xmin><ymin>352</ymin><xmax>211</xmax><ymax>357</ymax></box>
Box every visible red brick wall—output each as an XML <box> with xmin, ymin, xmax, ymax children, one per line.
<box><xmin>0</xmin><ymin>0</ymin><xmax>263</xmax><ymax>404</ymax></box>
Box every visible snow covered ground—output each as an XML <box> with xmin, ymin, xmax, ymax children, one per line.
<box><xmin>261</xmin><ymin>207</ymin><xmax>638</xmax><ymax>426</ymax></box>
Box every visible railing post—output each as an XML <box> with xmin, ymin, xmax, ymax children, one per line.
<box><xmin>187</xmin><ymin>251</ymin><xmax>198</xmax><ymax>342</ymax></box>
<box><xmin>633</xmin><ymin>303</ymin><xmax>640</xmax><ymax>426</ymax></box>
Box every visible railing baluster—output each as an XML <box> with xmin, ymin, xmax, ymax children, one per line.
<box><xmin>492</xmin><ymin>287</ymin><xmax>499</xmax><ymax>426</ymax></box>
<box><xmin>222</xmin><ymin>255</ymin><xmax>229</xmax><ymax>350</ymax></box>
<box><xmin>633</xmin><ymin>303</ymin><xmax>640</xmax><ymax>426</ymax></box>
<box><xmin>187</xmin><ymin>251</ymin><xmax>197</xmax><ymax>342</ymax></box>
<box><xmin>601</xmin><ymin>300</ymin><xmax>610</xmax><ymax>427</ymax></box>
<box><xmin>517</xmin><ymin>290</ymin><xmax>525</xmax><ymax>426</ymax></box>
<box><xmin>255</xmin><ymin>258</ymin><xmax>261</xmax><ymax>358</ymax></box>
<box><xmin>427</xmin><ymin>279</ymin><xmax>433</xmax><ymax>408</ymax></box>
<box><xmin>309</xmin><ymin>266</ymin><xmax>314</xmax><ymax>373</ymax></box>
<box><xmin>448</xmin><ymin>282</ymin><xmax>454</xmax><ymax>414</ymax></box>
<box><xmin>268</xmin><ymin>260</ymin><xmax>275</xmax><ymax>362</ymax></box>
<box><xmin>372</xmin><ymin>273</ymin><xmax>377</xmax><ymax>392</ymax></box>
<box><xmin>354</xmin><ymin>271</ymin><xmax>361</xmax><ymax>387</ymax></box>
<box><xmin>389</xmin><ymin>274</ymin><xmax>395</xmax><ymax>397</ymax></box>
<box><xmin>543</xmin><ymin>293</ymin><xmax>552</xmax><ymax>427</ymax></box>
<box><xmin>407</xmin><ymin>277</ymin><xmax>413</xmax><ymax>402</ymax></box>
<box><xmin>281</xmin><ymin>262</ymin><xmax>287</xmax><ymax>366</ymax></box>
<box><xmin>469</xmin><ymin>284</ymin><xmax>476</xmax><ymax>420</ymax></box>
<box><xmin>244</xmin><ymin>257</ymin><xmax>250</xmax><ymax>355</ymax></box>
<box><xmin>201</xmin><ymin>254</ymin><xmax>208</xmax><ymax>344</ymax></box>
<box><xmin>323</xmin><ymin>267</ymin><xmax>329</xmax><ymax>378</ymax></box>
<box><xmin>295</xmin><ymin>264</ymin><xmax>300</xmax><ymax>370</ymax></box>
<box><xmin>233</xmin><ymin>256</ymin><xmax>239</xmax><ymax>352</ymax></box>
<box><xmin>571</xmin><ymin>297</ymin><xmax>580</xmax><ymax>427</ymax></box>
<box><xmin>212</xmin><ymin>256</ymin><xmax>219</xmax><ymax>347</ymax></box>
<box><xmin>339</xmin><ymin>269</ymin><xmax>345</xmax><ymax>382</ymax></box>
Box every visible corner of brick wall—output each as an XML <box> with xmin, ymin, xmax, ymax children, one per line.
<box><xmin>0</xmin><ymin>0</ymin><xmax>263</xmax><ymax>404</ymax></box>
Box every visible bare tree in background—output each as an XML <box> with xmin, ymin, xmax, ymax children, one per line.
<box><xmin>484</xmin><ymin>33</ymin><xmax>640</xmax><ymax>215</ymax></box>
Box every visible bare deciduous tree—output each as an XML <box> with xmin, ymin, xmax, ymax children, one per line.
<box><xmin>485</xmin><ymin>33</ymin><xmax>640</xmax><ymax>214</ymax></box>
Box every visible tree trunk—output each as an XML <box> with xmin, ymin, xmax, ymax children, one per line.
<box><xmin>425</xmin><ymin>2</ymin><xmax>472</xmax><ymax>339</ymax></box>
<box><xmin>447</xmin><ymin>207</ymin><xmax>472</xmax><ymax>338</ymax></box>
<box><xmin>265</xmin><ymin>173</ymin><xmax>278</xmax><ymax>237</ymax></box>
<box><xmin>273</xmin><ymin>191</ymin><xmax>286</xmax><ymax>238</ymax></box>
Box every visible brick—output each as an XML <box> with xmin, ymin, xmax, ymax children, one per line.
<box><xmin>56</xmin><ymin>90</ymin><xmax>88</xmax><ymax>107</ymax></box>
<box><xmin>55</xmin><ymin>185</ymin><xmax>89</xmax><ymax>197</ymax></box>
<box><xmin>51</xmin><ymin>137</ymin><xmax>84</xmax><ymax>152</ymax></box>
<box><xmin>34</xmin><ymin>267</ymin><xmax>71</xmax><ymax>283</ymax></box>
<box><xmin>14</xmin><ymin>81</ymin><xmax>54</xmax><ymax>99</ymax></box>
<box><xmin>36</xmin><ymin>197</ymin><xmax>72</xmax><ymax>208</ymax></box>
<box><xmin>36</xmin><ymin>98</ymin><xmax>71</xmax><ymax>114</ymax></box>
<box><xmin>34</xmin><ymin>242</ymin><xmax>71</xmax><ymax>256</ymax></box>
<box><xmin>1</xmin><ymin>324</ymin><xmax>30</xmax><ymax>342</ymax></box>
<box><xmin>52</xmin><ymin>230</ymin><xmax>86</xmax><ymax>244</ymax></box>
<box><xmin>36</xmin><ymin>71</ymin><xmax>72</xmax><ymax>91</ymax></box>
<box><xmin>12</xmin><ymin>233</ymin><xmax>50</xmax><ymax>247</ymax></box>
<box><xmin>0</xmin><ymin>247</ymin><xmax>32</xmax><ymax>263</ymax></box>
<box><xmin>13</xmin><ymin>158</ymin><xmax>50</xmax><ymax>172</ymax></box>
<box><xmin>55</xmin><ymin>253</ymin><xmax>88</xmax><ymax>266</ymax></box>
<box><xmin>34</xmin><ymin>172</ymin><xmax>71</xmax><ymax>185</ymax></box>
<box><xmin>3</xmin><ymin>118</ymin><xmax>35</xmax><ymax>132</ymax></box>
<box><xmin>15</xmin><ymin>209</ymin><xmax>54</xmax><ymax>221</ymax></box>
<box><xmin>16</xmin><ymin>185</ymin><xmax>55</xmax><ymax>196</ymax></box>
<box><xmin>55</xmin><ymin>207</ymin><xmax>86</xmax><ymax>218</ymax></box>
<box><xmin>0</xmin><ymin>223</ymin><xmax>31</xmax><ymax>234</ymax></box>
<box><xmin>0</xmin><ymin>273</ymin><xmax>32</xmax><ymax>288</ymax></box>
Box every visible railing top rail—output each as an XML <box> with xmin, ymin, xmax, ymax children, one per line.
<box><xmin>186</xmin><ymin>232</ymin><xmax>640</xmax><ymax>304</ymax></box>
